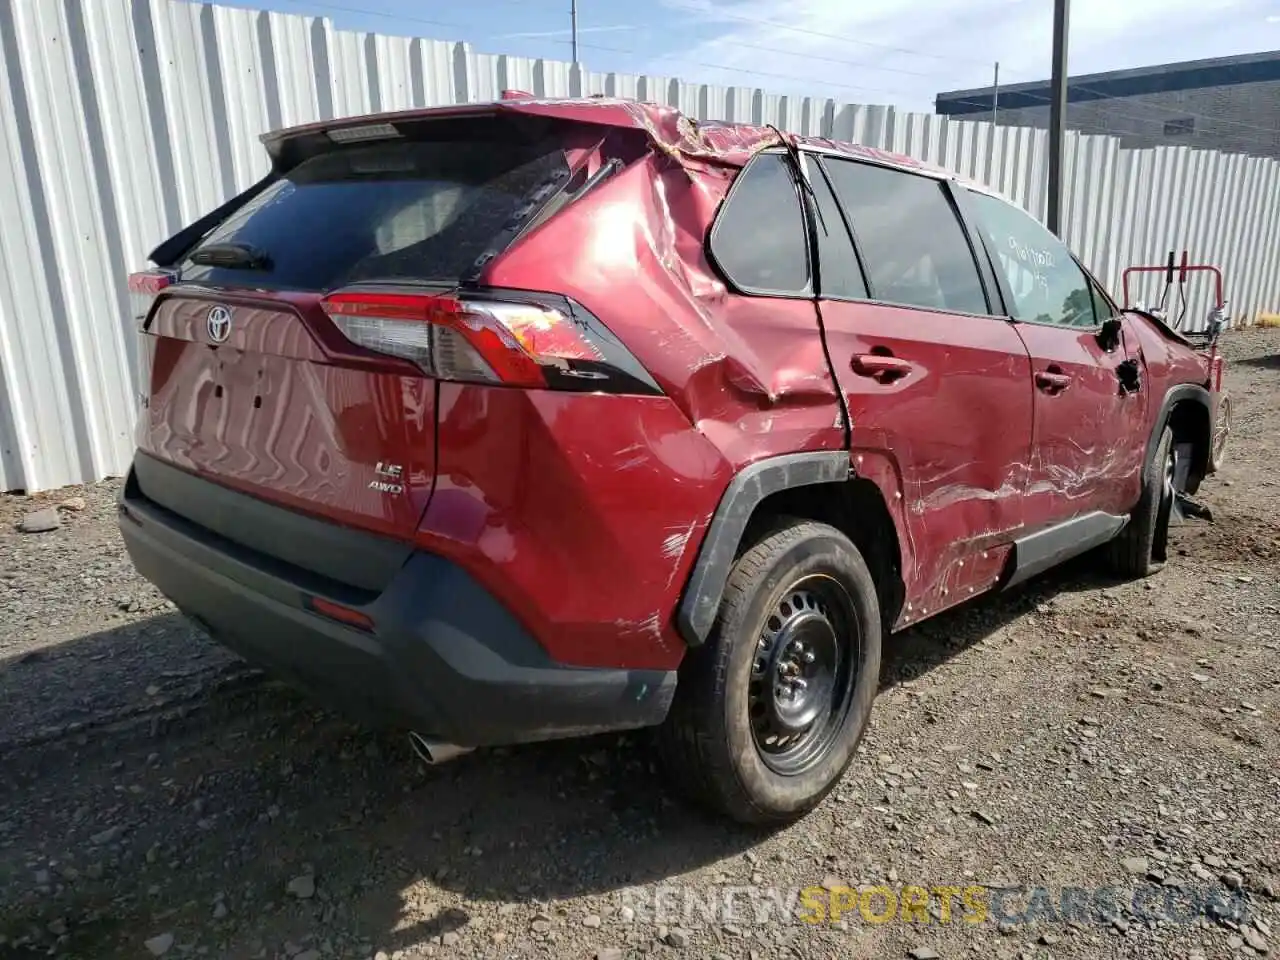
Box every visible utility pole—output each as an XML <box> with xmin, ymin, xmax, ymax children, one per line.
<box><xmin>992</xmin><ymin>62</ymin><xmax>1000</xmax><ymax>125</ymax></box>
<box><xmin>570</xmin><ymin>0</ymin><xmax>578</xmax><ymax>64</ymax></box>
<box><xmin>1046</xmin><ymin>0</ymin><xmax>1069</xmax><ymax>237</ymax></box>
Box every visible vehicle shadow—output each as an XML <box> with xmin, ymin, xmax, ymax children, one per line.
<box><xmin>1235</xmin><ymin>352</ymin><xmax>1280</xmax><ymax>370</ymax></box>
<box><xmin>0</xmin><ymin>551</ymin><xmax>1124</xmax><ymax>957</ymax></box>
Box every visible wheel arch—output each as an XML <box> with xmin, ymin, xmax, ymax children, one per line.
<box><xmin>1145</xmin><ymin>385</ymin><xmax>1212</xmax><ymax>495</ymax></box>
<box><xmin>676</xmin><ymin>452</ymin><xmax>907</xmax><ymax>647</ymax></box>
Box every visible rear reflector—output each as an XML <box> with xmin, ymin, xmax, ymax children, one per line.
<box><xmin>127</xmin><ymin>269</ymin><xmax>178</xmax><ymax>330</ymax></box>
<box><xmin>321</xmin><ymin>290</ymin><xmax>605</xmax><ymax>389</ymax></box>
<box><xmin>308</xmin><ymin>596</ymin><xmax>375</xmax><ymax>631</ymax></box>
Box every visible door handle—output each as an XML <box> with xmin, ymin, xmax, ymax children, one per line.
<box><xmin>1035</xmin><ymin>370</ymin><xmax>1072</xmax><ymax>393</ymax></box>
<box><xmin>852</xmin><ymin>354</ymin><xmax>913</xmax><ymax>381</ymax></box>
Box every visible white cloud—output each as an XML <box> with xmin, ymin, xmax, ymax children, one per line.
<box><xmin>646</xmin><ymin>0</ymin><xmax>1277</xmax><ymax>111</ymax></box>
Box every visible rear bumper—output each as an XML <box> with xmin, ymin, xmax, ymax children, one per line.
<box><xmin>117</xmin><ymin>460</ymin><xmax>676</xmax><ymax>747</ymax></box>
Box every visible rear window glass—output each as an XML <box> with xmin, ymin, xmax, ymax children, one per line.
<box><xmin>180</xmin><ymin>137</ymin><xmax>571</xmax><ymax>291</ymax></box>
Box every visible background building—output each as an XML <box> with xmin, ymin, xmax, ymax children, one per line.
<box><xmin>936</xmin><ymin>51</ymin><xmax>1280</xmax><ymax>159</ymax></box>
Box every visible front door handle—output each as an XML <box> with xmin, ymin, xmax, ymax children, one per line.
<box><xmin>852</xmin><ymin>354</ymin><xmax>914</xmax><ymax>381</ymax></box>
<box><xmin>1035</xmin><ymin>370</ymin><xmax>1072</xmax><ymax>393</ymax></box>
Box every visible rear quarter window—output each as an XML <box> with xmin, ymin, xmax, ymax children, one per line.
<box><xmin>180</xmin><ymin>137</ymin><xmax>572</xmax><ymax>292</ymax></box>
<box><xmin>710</xmin><ymin>153</ymin><xmax>811</xmax><ymax>295</ymax></box>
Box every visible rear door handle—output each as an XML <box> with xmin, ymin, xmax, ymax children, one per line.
<box><xmin>852</xmin><ymin>354</ymin><xmax>914</xmax><ymax>381</ymax></box>
<box><xmin>1035</xmin><ymin>370</ymin><xmax>1072</xmax><ymax>393</ymax></box>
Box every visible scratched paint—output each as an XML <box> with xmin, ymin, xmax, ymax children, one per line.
<box><xmin>133</xmin><ymin>94</ymin><xmax>1222</xmax><ymax>683</ymax></box>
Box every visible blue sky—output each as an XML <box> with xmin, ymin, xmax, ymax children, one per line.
<box><xmin>222</xmin><ymin>0</ymin><xmax>1280</xmax><ymax>111</ymax></box>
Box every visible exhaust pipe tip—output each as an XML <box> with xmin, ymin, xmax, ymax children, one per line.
<box><xmin>409</xmin><ymin>731</ymin><xmax>473</xmax><ymax>765</ymax></box>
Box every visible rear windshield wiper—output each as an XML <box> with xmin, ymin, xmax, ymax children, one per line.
<box><xmin>189</xmin><ymin>242</ymin><xmax>273</xmax><ymax>270</ymax></box>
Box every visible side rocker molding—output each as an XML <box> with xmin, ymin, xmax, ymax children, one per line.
<box><xmin>675</xmin><ymin>451</ymin><xmax>851</xmax><ymax>647</ymax></box>
<box><xmin>1001</xmin><ymin>510</ymin><xmax>1128</xmax><ymax>590</ymax></box>
<box><xmin>1143</xmin><ymin>384</ymin><xmax>1211</xmax><ymax>487</ymax></box>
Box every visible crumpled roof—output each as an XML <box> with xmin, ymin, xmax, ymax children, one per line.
<box><xmin>263</xmin><ymin>95</ymin><xmax>965</xmax><ymax>182</ymax></box>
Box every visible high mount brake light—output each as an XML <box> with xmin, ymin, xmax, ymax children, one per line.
<box><xmin>321</xmin><ymin>290</ymin><xmax>647</xmax><ymax>392</ymax></box>
<box><xmin>127</xmin><ymin>269</ymin><xmax>178</xmax><ymax>330</ymax></box>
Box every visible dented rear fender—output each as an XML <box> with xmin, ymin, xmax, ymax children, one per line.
<box><xmin>482</xmin><ymin>152</ymin><xmax>843</xmax><ymax>469</ymax></box>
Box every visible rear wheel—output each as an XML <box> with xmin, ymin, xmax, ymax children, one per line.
<box><xmin>1107</xmin><ymin>426</ymin><xmax>1175</xmax><ymax>578</ymax></box>
<box><xmin>658</xmin><ymin>521</ymin><xmax>881</xmax><ymax>824</ymax></box>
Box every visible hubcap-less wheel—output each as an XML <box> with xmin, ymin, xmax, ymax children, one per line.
<box><xmin>1212</xmin><ymin>396</ymin><xmax>1231</xmax><ymax>469</ymax></box>
<box><xmin>1153</xmin><ymin>443</ymin><xmax>1178</xmax><ymax>559</ymax></box>
<box><xmin>748</xmin><ymin>575</ymin><xmax>859</xmax><ymax>776</ymax></box>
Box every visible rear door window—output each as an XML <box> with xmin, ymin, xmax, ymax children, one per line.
<box><xmin>821</xmin><ymin>158</ymin><xmax>990</xmax><ymax>316</ymax></box>
<box><xmin>180</xmin><ymin>134</ymin><xmax>572</xmax><ymax>292</ymax></box>
<box><xmin>710</xmin><ymin>153</ymin><xmax>810</xmax><ymax>295</ymax></box>
<box><xmin>807</xmin><ymin>158</ymin><xmax>869</xmax><ymax>300</ymax></box>
<box><xmin>965</xmin><ymin>189</ymin><xmax>1097</xmax><ymax>328</ymax></box>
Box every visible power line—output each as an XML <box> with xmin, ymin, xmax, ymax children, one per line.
<box><xmin>276</xmin><ymin>0</ymin><xmax>946</xmax><ymax>103</ymax></box>
<box><xmin>274</xmin><ymin>0</ymin><xmax>993</xmax><ymax>94</ymax></box>
<box><xmin>275</xmin><ymin>0</ymin><xmax>1279</xmax><ymax>148</ymax></box>
<box><xmin>648</xmin><ymin>0</ymin><xmax>1001</xmax><ymax>69</ymax></box>
<box><xmin>274</xmin><ymin>0</ymin><xmax>532</xmax><ymax>35</ymax></box>
<box><xmin>710</xmin><ymin>40</ymin><xmax>961</xmax><ymax>81</ymax></box>
<box><xmin>573</xmin><ymin>37</ymin><xmax>927</xmax><ymax>101</ymax></box>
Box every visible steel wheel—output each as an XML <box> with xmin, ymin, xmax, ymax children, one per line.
<box><xmin>1153</xmin><ymin>440</ymin><xmax>1179</xmax><ymax>559</ymax></box>
<box><xmin>1211</xmin><ymin>394</ymin><xmax>1231</xmax><ymax>471</ymax></box>
<box><xmin>748</xmin><ymin>574</ymin><xmax>860</xmax><ymax>777</ymax></box>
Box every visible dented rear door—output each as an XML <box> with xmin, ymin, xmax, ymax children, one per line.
<box><xmin>809</xmin><ymin>154</ymin><xmax>1034</xmax><ymax>620</ymax></box>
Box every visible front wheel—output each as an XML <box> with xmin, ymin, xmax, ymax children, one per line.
<box><xmin>1107</xmin><ymin>426</ymin><xmax>1175</xmax><ymax>578</ymax></box>
<box><xmin>658</xmin><ymin>521</ymin><xmax>882</xmax><ymax>824</ymax></box>
<box><xmin>1209</xmin><ymin>393</ymin><xmax>1231</xmax><ymax>473</ymax></box>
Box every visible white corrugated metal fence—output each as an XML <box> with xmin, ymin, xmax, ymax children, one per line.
<box><xmin>2</xmin><ymin>0</ymin><xmax>1278</xmax><ymax>492</ymax></box>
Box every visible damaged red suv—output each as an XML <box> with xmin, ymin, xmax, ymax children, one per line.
<box><xmin>120</xmin><ymin>98</ymin><xmax>1226</xmax><ymax>824</ymax></box>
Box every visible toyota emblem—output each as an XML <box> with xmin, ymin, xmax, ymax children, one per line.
<box><xmin>206</xmin><ymin>305</ymin><xmax>232</xmax><ymax>344</ymax></box>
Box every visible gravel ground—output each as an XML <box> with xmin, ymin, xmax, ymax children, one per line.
<box><xmin>2</xmin><ymin>329</ymin><xmax>1278</xmax><ymax>960</ymax></box>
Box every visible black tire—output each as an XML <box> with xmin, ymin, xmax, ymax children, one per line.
<box><xmin>1209</xmin><ymin>393</ymin><xmax>1231</xmax><ymax>473</ymax></box>
<box><xmin>658</xmin><ymin>521</ymin><xmax>882</xmax><ymax>824</ymax></box>
<box><xmin>1107</xmin><ymin>425</ymin><xmax>1174</xmax><ymax>577</ymax></box>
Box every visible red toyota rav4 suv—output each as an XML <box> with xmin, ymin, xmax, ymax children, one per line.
<box><xmin>120</xmin><ymin>98</ymin><xmax>1224</xmax><ymax>824</ymax></box>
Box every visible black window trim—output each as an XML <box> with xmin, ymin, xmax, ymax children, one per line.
<box><xmin>951</xmin><ymin>185</ymin><xmax>1014</xmax><ymax>318</ymax></box>
<box><xmin>807</xmin><ymin>150</ymin><xmax>1001</xmax><ymax>320</ymax></box>
<box><xmin>796</xmin><ymin>152</ymin><xmax>872</xmax><ymax>303</ymax></box>
<box><xmin>707</xmin><ymin>148</ymin><xmax>814</xmax><ymax>299</ymax></box>
<box><xmin>1082</xmin><ymin>264</ymin><xmax>1120</xmax><ymax>320</ymax></box>
<box><xmin>959</xmin><ymin>185</ymin><xmax>1106</xmax><ymax>333</ymax></box>
<box><xmin>941</xmin><ymin>179</ymin><xmax>1005</xmax><ymax>317</ymax></box>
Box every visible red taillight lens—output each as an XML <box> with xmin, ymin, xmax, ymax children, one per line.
<box><xmin>127</xmin><ymin>269</ymin><xmax>177</xmax><ymax>330</ymax></box>
<box><xmin>321</xmin><ymin>291</ymin><xmax>606</xmax><ymax>388</ymax></box>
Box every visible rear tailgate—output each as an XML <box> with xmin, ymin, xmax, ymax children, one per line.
<box><xmin>137</xmin><ymin>288</ymin><xmax>436</xmax><ymax>541</ymax></box>
<box><xmin>134</xmin><ymin>112</ymin><xmax>602</xmax><ymax>549</ymax></box>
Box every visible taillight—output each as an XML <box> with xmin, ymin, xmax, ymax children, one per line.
<box><xmin>127</xmin><ymin>269</ymin><xmax>178</xmax><ymax>330</ymax></box>
<box><xmin>320</xmin><ymin>289</ymin><xmax>661</xmax><ymax>395</ymax></box>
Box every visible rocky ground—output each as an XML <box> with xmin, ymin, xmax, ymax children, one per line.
<box><xmin>1</xmin><ymin>329</ymin><xmax>1278</xmax><ymax>960</ymax></box>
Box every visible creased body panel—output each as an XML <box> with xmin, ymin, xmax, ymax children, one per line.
<box><xmin>480</xmin><ymin>152</ymin><xmax>843</xmax><ymax>467</ymax></box>
<box><xmin>138</xmin><ymin>294</ymin><xmax>436</xmax><ymax>541</ymax></box>
<box><xmin>1015</xmin><ymin>321</ymin><xmax>1147</xmax><ymax>524</ymax></box>
<box><xmin>420</xmin><ymin>387</ymin><xmax>732</xmax><ymax>671</ymax></box>
<box><xmin>263</xmin><ymin>98</ymin><xmax>956</xmax><ymax>183</ymax></box>
<box><xmin>820</xmin><ymin>301</ymin><xmax>1033</xmax><ymax>619</ymax></box>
